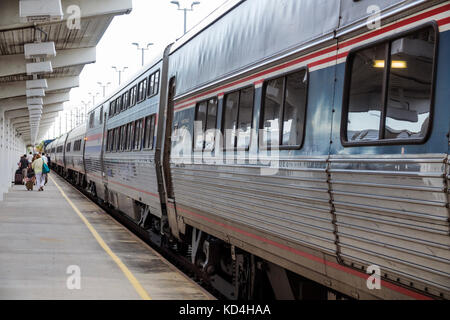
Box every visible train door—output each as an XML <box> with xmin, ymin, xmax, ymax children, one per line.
<box><xmin>162</xmin><ymin>76</ymin><xmax>184</xmax><ymax>239</ymax></box>
<box><xmin>163</xmin><ymin>76</ymin><xmax>176</xmax><ymax>199</ymax></box>
<box><xmin>100</xmin><ymin>110</ymin><xmax>108</xmax><ymax>184</ymax></box>
<box><xmin>63</xmin><ymin>133</ymin><xmax>69</xmax><ymax>172</ymax></box>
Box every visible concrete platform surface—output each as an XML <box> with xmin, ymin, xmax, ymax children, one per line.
<box><xmin>0</xmin><ymin>173</ymin><xmax>214</xmax><ymax>300</ymax></box>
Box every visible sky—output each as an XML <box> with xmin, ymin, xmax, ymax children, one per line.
<box><xmin>47</xmin><ymin>0</ymin><xmax>229</xmax><ymax>138</ymax></box>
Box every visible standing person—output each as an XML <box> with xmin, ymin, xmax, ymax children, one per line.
<box><xmin>47</xmin><ymin>153</ymin><xmax>51</xmax><ymax>167</ymax></box>
<box><xmin>41</xmin><ymin>153</ymin><xmax>49</xmax><ymax>185</ymax></box>
<box><xmin>27</xmin><ymin>152</ymin><xmax>33</xmax><ymax>163</ymax></box>
<box><xmin>32</xmin><ymin>154</ymin><xmax>45</xmax><ymax>192</ymax></box>
<box><xmin>19</xmin><ymin>155</ymin><xmax>29</xmax><ymax>184</ymax></box>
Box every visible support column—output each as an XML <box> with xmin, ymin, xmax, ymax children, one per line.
<box><xmin>0</xmin><ymin>112</ymin><xmax>26</xmax><ymax>201</ymax></box>
<box><xmin>0</xmin><ymin>111</ymin><xmax>7</xmax><ymax>200</ymax></box>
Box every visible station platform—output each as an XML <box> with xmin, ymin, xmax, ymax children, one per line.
<box><xmin>0</xmin><ymin>173</ymin><xmax>214</xmax><ymax>300</ymax></box>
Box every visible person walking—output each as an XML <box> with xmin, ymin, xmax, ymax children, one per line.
<box><xmin>32</xmin><ymin>154</ymin><xmax>45</xmax><ymax>191</ymax></box>
<box><xmin>19</xmin><ymin>155</ymin><xmax>29</xmax><ymax>184</ymax></box>
<box><xmin>27</xmin><ymin>152</ymin><xmax>33</xmax><ymax>163</ymax></box>
<box><xmin>41</xmin><ymin>153</ymin><xmax>49</xmax><ymax>185</ymax></box>
<box><xmin>41</xmin><ymin>153</ymin><xmax>48</xmax><ymax>164</ymax></box>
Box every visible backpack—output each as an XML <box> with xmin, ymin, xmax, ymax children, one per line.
<box><xmin>43</xmin><ymin>162</ymin><xmax>50</xmax><ymax>174</ymax></box>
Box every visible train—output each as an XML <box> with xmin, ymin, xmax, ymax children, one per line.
<box><xmin>46</xmin><ymin>0</ymin><xmax>450</xmax><ymax>300</ymax></box>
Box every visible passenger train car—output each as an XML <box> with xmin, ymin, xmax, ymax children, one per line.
<box><xmin>47</xmin><ymin>0</ymin><xmax>450</xmax><ymax>300</ymax></box>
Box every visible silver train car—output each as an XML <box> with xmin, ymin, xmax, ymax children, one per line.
<box><xmin>47</xmin><ymin>0</ymin><xmax>450</xmax><ymax>300</ymax></box>
<box><xmin>63</xmin><ymin>123</ymin><xmax>86</xmax><ymax>184</ymax></box>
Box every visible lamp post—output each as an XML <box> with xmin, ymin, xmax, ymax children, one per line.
<box><xmin>87</xmin><ymin>92</ymin><xmax>99</xmax><ymax>108</ymax></box>
<box><xmin>112</xmin><ymin>66</ymin><xmax>128</xmax><ymax>86</ymax></box>
<box><xmin>132</xmin><ymin>42</ymin><xmax>154</xmax><ymax>67</ymax></box>
<box><xmin>170</xmin><ymin>1</ymin><xmax>201</xmax><ymax>35</ymax></box>
<box><xmin>81</xmin><ymin>100</ymin><xmax>91</xmax><ymax>124</ymax></box>
<box><xmin>97</xmin><ymin>81</ymin><xmax>111</xmax><ymax>98</ymax></box>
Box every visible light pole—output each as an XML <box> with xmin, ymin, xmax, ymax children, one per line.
<box><xmin>97</xmin><ymin>81</ymin><xmax>111</xmax><ymax>98</ymax></box>
<box><xmin>81</xmin><ymin>100</ymin><xmax>91</xmax><ymax>123</ymax></box>
<box><xmin>132</xmin><ymin>42</ymin><xmax>154</xmax><ymax>67</ymax></box>
<box><xmin>112</xmin><ymin>66</ymin><xmax>128</xmax><ymax>86</ymax></box>
<box><xmin>88</xmin><ymin>92</ymin><xmax>99</xmax><ymax>108</ymax></box>
<box><xmin>170</xmin><ymin>1</ymin><xmax>201</xmax><ymax>35</ymax></box>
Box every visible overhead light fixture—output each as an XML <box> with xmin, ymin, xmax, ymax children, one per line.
<box><xmin>24</xmin><ymin>42</ymin><xmax>56</xmax><ymax>59</ymax></box>
<box><xmin>19</xmin><ymin>0</ymin><xmax>63</xmax><ymax>23</ymax></box>
<box><xmin>26</xmin><ymin>79</ymin><xmax>48</xmax><ymax>89</ymax></box>
<box><xmin>27</xmin><ymin>98</ymin><xmax>44</xmax><ymax>105</ymax></box>
<box><xmin>26</xmin><ymin>88</ymin><xmax>45</xmax><ymax>97</ymax></box>
<box><xmin>373</xmin><ymin>60</ymin><xmax>408</xmax><ymax>69</ymax></box>
<box><xmin>26</xmin><ymin>61</ymin><xmax>53</xmax><ymax>75</ymax></box>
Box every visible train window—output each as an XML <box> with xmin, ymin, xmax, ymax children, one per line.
<box><xmin>120</xmin><ymin>125</ymin><xmax>127</xmax><ymax>151</ymax></box>
<box><xmin>109</xmin><ymin>100</ymin><xmax>115</xmax><ymax>118</ymax></box>
<box><xmin>107</xmin><ymin>130</ymin><xmax>114</xmax><ymax>152</ymax></box>
<box><xmin>261</xmin><ymin>69</ymin><xmax>308</xmax><ymax>149</ymax></box>
<box><xmin>99</xmin><ymin>106</ymin><xmax>104</xmax><ymax>124</ymax></box>
<box><xmin>106</xmin><ymin>130</ymin><xmax>110</xmax><ymax>151</ymax></box>
<box><xmin>57</xmin><ymin>146</ymin><xmax>63</xmax><ymax>153</ymax></box>
<box><xmin>194</xmin><ymin>101</ymin><xmax>207</xmax><ymax>150</ymax></box>
<box><xmin>73</xmin><ymin>140</ymin><xmax>82</xmax><ymax>152</ymax></box>
<box><xmin>138</xmin><ymin>79</ymin><xmax>147</xmax><ymax>102</ymax></box>
<box><xmin>148</xmin><ymin>73</ymin><xmax>155</xmax><ymax>97</ymax></box>
<box><xmin>144</xmin><ymin>115</ymin><xmax>156</xmax><ymax>150</ymax></box>
<box><xmin>133</xmin><ymin>119</ymin><xmax>144</xmax><ymax>150</ymax></box>
<box><xmin>116</xmin><ymin>97</ymin><xmax>122</xmax><ymax>114</ymax></box>
<box><xmin>114</xmin><ymin>127</ymin><xmax>120</xmax><ymax>151</ymax></box>
<box><xmin>154</xmin><ymin>70</ymin><xmax>160</xmax><ymax>95</ymax></box>
<box><xmin>193</xmin><ymin>98</ymin><xmax>218</xmax><ymax>151</ymax></box>
<box><xmin>89</xmin><ymin>112</ymin><xmax>95</xmax><ymax>128</ymax></box>
<box><xmin>127</xmin><ymin>122</ymin><xmax>135</xmax><ymax>151</ymax></box>
<box><xmin>223</xmin><ymin>87</ymin><xmax>254</xmax><ymax>150</ymax></box>
<box><xmin>343</xmin><ymin>24</ymin><xmax>437</xmax><ymax>145</ymax></box>
<box><xmin>147</xmin><ymin>70</ymin><xmax>160</xmax><ymax>97</ymax></box>
<box><xmin>122</xmin><ymin>91</ymin><xmax>129</xmax><ymax>110</ymax></box>
<box><xmin>123</xmin><ymin>124</ymin><xmax>127</xmax><ymax>151</ymax></box>
<box><xmin>205</xmin><ymin>99</ymin><xmax>218</xmax><ymax>150</ymax></box>
<box><xmin>130</xmin><ymin>86</ymin><xmax>137</xmax><ymax>107</ymax></box>
<box><xmin>106</xmin><ymin>131</ymin><xmax>109</xmax><ymax>151</ymax></box>
<box><xmin>66</xmin><ymin>142</ymin><xmax>71</xmax><ymax>152</ymax></box>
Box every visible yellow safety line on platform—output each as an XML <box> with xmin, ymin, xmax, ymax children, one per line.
<box><xmin>49</xmin><ymin>175</ymin><xmax>152</xmax><ymax>300</ymax></box>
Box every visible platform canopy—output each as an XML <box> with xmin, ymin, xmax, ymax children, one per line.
<box><xmin>0</xmin><ymin>0</ymin><xmax>132</xmax><ymax>145</ymax></box>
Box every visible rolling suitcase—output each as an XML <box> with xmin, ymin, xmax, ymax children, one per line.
<box><xmin>14</xmin><ymin>169</ymin><xmax>23</xmax><ymax>185</ymax></box>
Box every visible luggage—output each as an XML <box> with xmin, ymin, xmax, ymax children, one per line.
<box><xmin>25</xmin><ymin>179</ymin><xmax>34</xmax><ymax>191</ymax></box>
<box><xmin>15</xmin><ymin>173</ymin><xmax>24</xmax><ymax>185</ymax></box>
<box><xmin>27</xmin><ymin>169</ymin><xmax>35</xmax><ymax>178</ymax></box>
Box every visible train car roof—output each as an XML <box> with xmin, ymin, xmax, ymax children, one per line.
<box><xmin>88</xmin><ymin>47</ymin><xmax>165</xmax><ymax>115</ymax></box>
<box><xmin>66</xmin><ymin>123</ymin><xmax>87</xmax><ymax>140</ymax></box>
<box><xmin>167</xmin><ymin>0</ymin><xmax>428</xmax><ymax>98</ymax></box>
<box><xmin>169</xmin><ymin>0</ymin><xmax>421</xmax><ymax>55</ymax></box>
